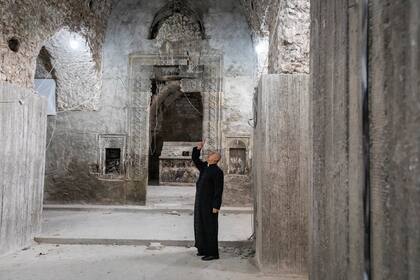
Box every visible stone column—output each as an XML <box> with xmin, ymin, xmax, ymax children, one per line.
<box><xmin>127</xmin><ymin>56</ymin><xmax>154</xmax><ymax>204</ymax></box>
<box><xmin>254</xmin><ymin>74</ymin><xmax>309</xmax><ymax>276</ymax></box>
<box><xmin>370</xmin><ymin>1</ymin><xmax>420</xmax><ymax>279</ymax></box>
<box><xmin>0</xmin><ymin>83</ymin><xmax>47</xmax><ymax>256</ymax></box>
<box><xmin>309</xmin><ymin>0</ymin><xmax>367</xmax><ymax>279</ymax></box>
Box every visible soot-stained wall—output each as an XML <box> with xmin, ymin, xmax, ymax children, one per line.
<box><xmin>43</xmin><ymin>0</ymin><xmax>256</xmax><ymax>205</ymax></box>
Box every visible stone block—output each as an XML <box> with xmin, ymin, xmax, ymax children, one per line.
<box><xmin>253</xmin><ymin>74</ymin><xmax>309</xmax><ymax>275</ymax></box>
<box><xmin>0</xmin><ymin>83</ymin><xmax>47</xmax><ymax>256</ymax></box>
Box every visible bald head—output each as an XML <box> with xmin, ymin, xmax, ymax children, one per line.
<box><xmin>207</xmin><ymin>151</ymin><xmax>221</xmax><ymax>165</ymax></box>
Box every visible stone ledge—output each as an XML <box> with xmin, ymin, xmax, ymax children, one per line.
<box><xmin>43</xmin><ymin>204</ymin><xmax>253</xmax><ymax>214</ymax></box>
<box><xmin>34</xmin><ymin>237</ymin><xmax>251</xmax><ymax>248</ymax></box>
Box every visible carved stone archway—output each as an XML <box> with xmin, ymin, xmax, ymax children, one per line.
<box><xmin>126</xmin><ymin>52</ymin><xmax>223</xmax><ymax>203</ymax></box>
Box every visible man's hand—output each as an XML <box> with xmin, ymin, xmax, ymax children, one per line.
<box><xmin>212</xmin><ymin>208</ymin><xmax>220</xmax><ymax>214</ymax></box>
<box><xmin>197</xmin><ymin>140</ymin><xmax>205</xmax><ymax>150</ymax></box>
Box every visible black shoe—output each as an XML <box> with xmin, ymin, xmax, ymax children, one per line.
<box><xmin>201</xmin><ymin>255</ymin><xmax>219</xmax><ymax>261</ymax></box>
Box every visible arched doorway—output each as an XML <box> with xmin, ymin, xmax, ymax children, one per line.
<box><xmin>148</xmin><ymin>81</ymin><xmax>203</xmax><ymax>185</ymax></box>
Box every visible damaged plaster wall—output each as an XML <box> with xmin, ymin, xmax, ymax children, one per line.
<box><xmin>0</xmin><ymin>0</ymin><xmax>111</xmax><ymax>255</ymax></box>
<box><xmin>155</xmin><ymin>13</ymin><xmax>202</xmax><ymax>44</ymax></box>
<box><xmin>37</xmin><ymin>28</ymin><xmax>102</xmax><ymax>203</ymax></box>
<box><xmin>36</xmin><ymin>28</ymin><xmax>101</xmax><ymax>111</ymax></box>
<box><xmin>44</xmin><ymin>0</ymin><xmax>256</xmax><ymax>206</ymax></box>
<box><xmin>0</xmin><ymin>0</ymin><xmax>112</xmax><ymax>88</ymax></box>
<box><xmin>267</xmin><ymin>0</ymin><xmax>310</xmax><ymax>74</ymax></box>
<box><xmin>240</xmin><ymin>0</ymin><xmax>310</xmax><ymax>74</ymax></box>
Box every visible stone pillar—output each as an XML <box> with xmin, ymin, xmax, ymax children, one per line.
<box><xmin>126</xmin><ymin>67</ymin><xmax>152</xmax><ymax>204</ymax></box>
<box><xmin>0</xmin><ymin>83</ymin><xmax>47</xmax><ymax>256</ymax></box>
<box><xmin>254</xmin><ymin>74</ymin><xmax>309</xmax><ymax>276</ymax></box>
<box><xmin>309</xmin><ymin>0</ymin><xmax>367</xmax><ymax>279</ymax></box>
<box><xmin>310</xmin><ymin>0</ymin><xmax>420</xmax><ymax>279</ymax></box>
<box><xmin>370</xmin><ymin>1</ymin><xmax>420</xmax><ymax>279</ymax></box>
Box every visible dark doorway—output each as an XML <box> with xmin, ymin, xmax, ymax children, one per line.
<box><xmin>105</xmin><ymin>148</ymin><xmax>121</xmax><ymax>175</ymax></box>
<box><xmin>148</xmin><ymin>89</ymin><xmax>203</xmax><ymax>185</ymax></box>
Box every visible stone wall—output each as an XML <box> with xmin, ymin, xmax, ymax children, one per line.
<box><xmin>0</xmin><ymin>0</ymin><xmax>111</xmax><ymax>255</ymax></box>
<box><xmin>44</xmin><ymin>0</ymin><xmax>256</xmax><ymax>205</ymax></box>
<box><xmin>240</xmin><ymin>0</ymin><xmax>310</xmax><ymax>74</ymax></box>
<box><xmin>0</xmin><ymin>83</ymin><xmax>47</xmax><ymax>256</ymax></box>
<box><xmin>36</xmin><ymin>28</ymin><xmax>101</xmax><ymax>111</ymax></box>
<box><xmin>0</xmin><ymin>0</ymin><xmax>112</xmax><ymax>88</ymax></box>
<box><xmin>239</xmin><ymin>0</ymin><xmax>273</xmax><ymax>36</ymax></box>
<box><xmin>267</xmin><ymin>0</ymin><xmax>310</xmax><ymax>74</ymax></box>
<box><xmin>160</xmin><ymin>93</ymin><xmax>203</xmax><ymax>142</ymax></box>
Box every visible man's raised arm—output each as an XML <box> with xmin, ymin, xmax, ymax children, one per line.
<box><xmin>192</xmin><ymin>141</ymin><xmax>206</xmax><ymax>171</ymax></box>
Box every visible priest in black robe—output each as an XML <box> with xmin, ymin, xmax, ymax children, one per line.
<box><xmin>192</xmin><ymin>141</ymin><xmax>224</xmax><ymax>261</ymax></box>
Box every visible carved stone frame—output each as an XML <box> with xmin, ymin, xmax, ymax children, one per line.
<box><xmin>127</xmin><ymin>53</ymin><xmax>223</xmax><ymax>203</ymax></box>
<box><xmin>224</xmin><ymin>135</ymin><xmax>251</xmax><ymax>175</ymax></box>
<box><xmin>97</xmin><ymin>134</ymin><xmax>127</xmax><ymax>180</ymax></box>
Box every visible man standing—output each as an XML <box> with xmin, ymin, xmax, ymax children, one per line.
<box><xmin>192</xmin><ymin>141</ymin><xmax>224</xmax><ymax>261</ymax></box>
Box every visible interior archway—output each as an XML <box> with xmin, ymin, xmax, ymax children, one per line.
<box><xmin>148</xmin><ymin>83</ymin><xmax>203</xmax><ymax>185</ymax></box>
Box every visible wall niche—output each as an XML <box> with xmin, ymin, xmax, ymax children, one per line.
<box><xmin>226</xmin><ymin>137</ymin><xmax>250</xmax><ymax>175</ymax></box>
<box><xmin>98</xmin><ymin>134</ymin><xmax>126</xmax><ymax>179</ymax></box>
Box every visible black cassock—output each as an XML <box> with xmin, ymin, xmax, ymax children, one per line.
<box><xmin>192</xmin><ymin>147</ymin><xmax>224</xmax><ymax>257</ymax></box>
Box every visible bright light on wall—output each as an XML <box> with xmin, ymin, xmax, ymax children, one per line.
<box><xmin>69</xmin><ymin>38</ymin><xmax>80</xmax><ymax>50</ymax></box>
<box><xmin>255</xmin><ymin>39</ymin><xmax>269</xmax><ymax>55</ymax></box>
<box><xmin>254</xmin><ymin>37</ymin><xmax>269</xmax><ymax>77</ymax></box>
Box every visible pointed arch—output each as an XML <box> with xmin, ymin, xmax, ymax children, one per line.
<box><xmin>148</xmin><ymin>0</ymin><xmax>206</xmax><ymax>40</ymax></box>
